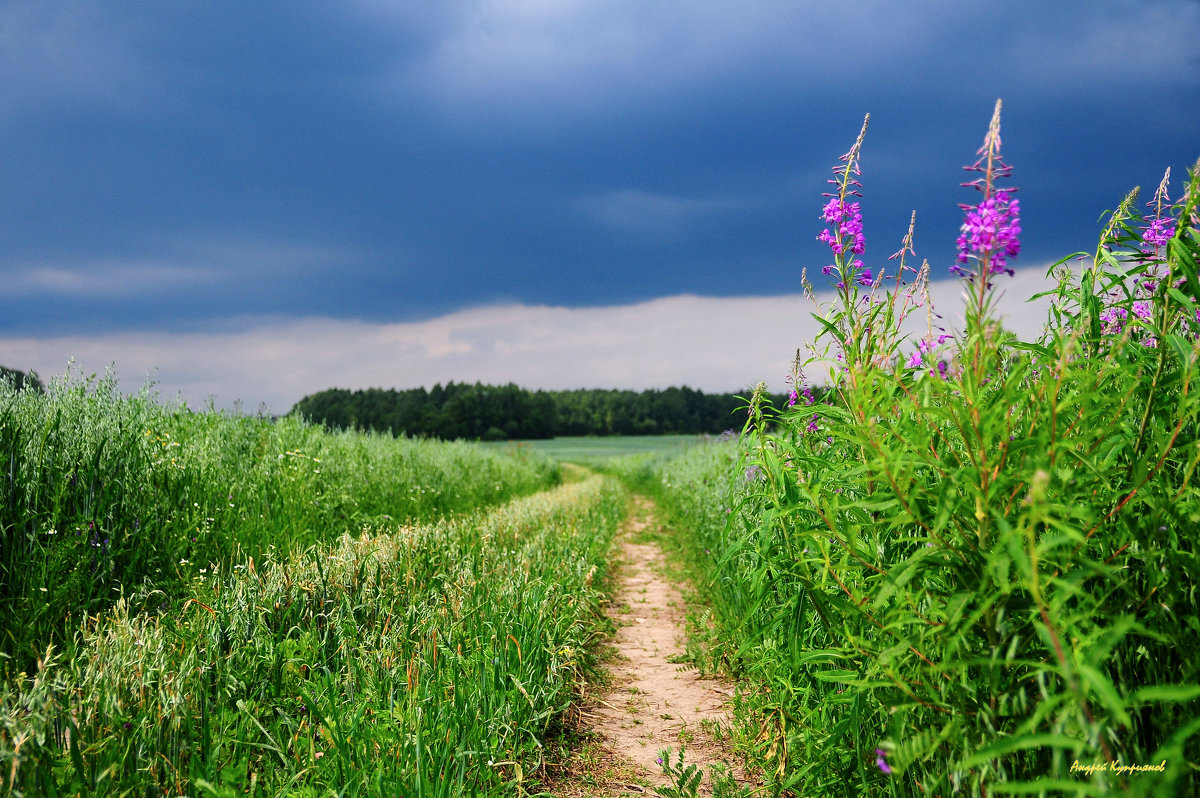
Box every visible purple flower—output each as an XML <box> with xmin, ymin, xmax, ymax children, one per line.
<box><xmin>907</xmin><ymin>351</ymin><xmax>923</xmax><ymax>368</ymax></box>
<box><xmin>806</xmin><ymin>414</ymin><xmax>820</xmax><ymax>434</ymax></box>
<box><xmin>1143</xmin><ymin>216</ymin><xmax>1176</xmax><ymax>250</ymax></box>
<box><xmin>818</xmin><ymin>200</ymin><xmax>866</xmax><ymax>260</ymax></box>
<box><xmin>955</xmin><ymin>102</ymin><xmax>1019</xmax><ymax>280</ymax></box>
<box><xmin>787</xmin><ymin>389</ymin><xmax>798</xmax><ymax>407</ymax></box>
<box><xmin>1100</xmin><ymin>306</ymin><xmax>1128</xmax><ymax>334</ymax></box>
<box><xmin>875</xmin><ymin>748</ymin><xmax>892</xmax><ymax>775</ymax></box>
<box><xmin>956</xmin><ymin>190</ymin><xmax>1021</xmax><ymax>276</ymax></box>
<box><xmin>1142</xmin><ymin>170</ymin><xmax>1176</xmax><ymax>253</ymax></box>
<box><xmin>822</xmin><ymin>198</ymin><xmax>845</xmax><ymax>224</ymax></box>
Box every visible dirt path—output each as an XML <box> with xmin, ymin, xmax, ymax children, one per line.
<box><xmin>555</xmin><ymin>495</ymin><xmax>748</xmax><ymax>796</ymax></box>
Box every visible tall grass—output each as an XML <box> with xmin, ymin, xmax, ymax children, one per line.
<box><xmin>634</xmin><ymin>107</ymin><xmax>1200</xmax><ymax>795</ymax></box>
<box><xmin>0</xmin><ymin>475</ymin><xmax>623</xmax><ymax>796</ymax></box>
<box><xmin>0</xmin><ymin>370</ymin><xmax>560</xmax><ymax>677</ymax></box>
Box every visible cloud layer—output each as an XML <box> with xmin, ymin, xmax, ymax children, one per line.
<box><xmin>4</xmin><ymin>270</ymin><xmax>1057</xmax><ymax>414</ymax></box>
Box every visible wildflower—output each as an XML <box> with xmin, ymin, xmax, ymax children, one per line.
<box><xmin>954</xmin><ymin>100</ymin><xmax>1020</xmax><ymax>281</ymax></box>
<box><xmin>875</xmin><ymin>748</ymin><xmax>892</xmax><ymax>775</ymax></box>
<box><xmin>907</xmin><ymin>351</ymin><xmax>923</xmax><ymax>368</ymax></box>
<box><xmin>1142</xmin><ymin>168</ymin><xmax>1176</xmax><ymax>254</ymax></box>
<box><xmin>1100</xmin><ymin>306</ymin><xmax>1128</xmax><ymax>335</ymax></box>
<box><xmin>1143</xmin><ymin>216</ymin><xmax>1176</xmax><ymax>250</ymax></box>
<box><xmin>955</xmin><ymin>190</ymin><xmax>1021</xmax><ymax>276</ymax></box>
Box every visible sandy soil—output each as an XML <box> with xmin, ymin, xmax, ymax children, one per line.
<box><xmin>553</xmin><ymin>496</ymin><xmax>748</xmax><ymax>796</ymax></box>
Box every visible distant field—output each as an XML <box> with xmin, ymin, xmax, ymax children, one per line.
<box><xmin>482</xmin><ymin>433</ymin><xmax>712</xmax><ymax>461</ymax></box>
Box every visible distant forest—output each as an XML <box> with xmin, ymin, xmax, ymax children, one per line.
<box><xmin>291</xmin><ymin>383</ymin><xmax>799</xmax><ymax>440</ymax></box>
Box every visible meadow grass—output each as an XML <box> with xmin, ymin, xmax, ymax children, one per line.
<box><xmin>0</xmin><ymin>371</ymin><xmax>560</xmax><ymax>678</ymax></box>
<box><xmin>0</xmin><ymin>474</ymin><xmax>624</xmax><ymax>796</ymax></box>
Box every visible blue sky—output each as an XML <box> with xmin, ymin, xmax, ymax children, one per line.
<box><xmin>3</xmin><ymin>1</ymin><xmax>1198</xmax><ymax>411</ymax></box>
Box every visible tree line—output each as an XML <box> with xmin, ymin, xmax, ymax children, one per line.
<box><xmin>290</xmin><ymin>382</ymin><xmax>800</xmax><ymax>440</ymax></box>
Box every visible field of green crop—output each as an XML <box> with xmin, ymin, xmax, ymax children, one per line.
<box><xmin>482</xmin><ymin>433</ymin><xmax>711</xmax><ymax>463</ymax></box>
<box><xmin>0</xmin><ymin>377</ymin><xmax>622</xmax><ymax>795</ymax></box>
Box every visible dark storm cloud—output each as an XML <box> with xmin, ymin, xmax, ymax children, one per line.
<box><xmin>1</xmin><ymin>0</ymin><xmax>1197</xmax><ymax>345</ymax></box>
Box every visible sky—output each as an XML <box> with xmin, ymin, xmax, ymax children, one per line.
<box><xmin>2</xmin><ymin>0</ymin><xmax>1198</xmax><ymax>412</ymax></box>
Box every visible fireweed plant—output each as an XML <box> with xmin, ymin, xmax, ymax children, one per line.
<box><xmin>717</xmin><ymin>101</ymin><xmax>1200</xmax><ymax>795</ymax></box>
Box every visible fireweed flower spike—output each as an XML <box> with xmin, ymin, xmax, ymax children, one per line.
<box><xmin>819</xmin><ymin>115</ymin><xmax>870</xmax><ymax>295</ymax></box>
<box><xmin>953</xmin><ymin>100</ymin><xmax>1021</xmax><ymax>288</ymax></box>
<box><xmin>1142</xmin><ymin>168</ymin><xmax>1175</xmax><ymax>256</ymax></box>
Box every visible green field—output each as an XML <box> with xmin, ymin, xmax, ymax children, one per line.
<box><xmin>481</xmin><ymin>433</ymin><xmax>713</xmax><ymax>463</ymax></box>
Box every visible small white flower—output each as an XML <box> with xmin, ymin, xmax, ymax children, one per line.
<box><xmin>179</xmin><ymin>559</ymin><xmax>190</xmax><ymax>565</ymax></box>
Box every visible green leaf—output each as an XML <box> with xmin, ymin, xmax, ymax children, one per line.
<box><xmin>957</xmin><ymin>734</ymin><xmax>1084</xmax><ymax>770</ymax></box>
<box><xmin>1165</xmin><ymin>333</ymin><xmax>1196</xmax><ymax>368</ymax></box>
<box><xmin>1167</xmin><ymin>287</ymin><xmax>1193</xmax><ymax>308</ymax></box>
<box><xmin>1130</xmin><ymin>683</ymin><xmax>1200</xmax><ymax>705</ymax></box>
<box><xmin>811</xmin><ymin>312</ymin><xmax>841</xmax><ymax>341</ymax></box>
<box><xmin>1076</xmin><ymin>663</ymin><xmax>1130</xmax><ymax>726</ymax></box>
<box><xmin>813</xmin><ymin>668</ymin><xmax>859</xmax><ymax>682</ymax></box>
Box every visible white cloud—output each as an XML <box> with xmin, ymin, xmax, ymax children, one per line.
<box><xmin>3</xmin><ymin>268</ymin><xmax>1058</xmax><ymax>414</ymax></box>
